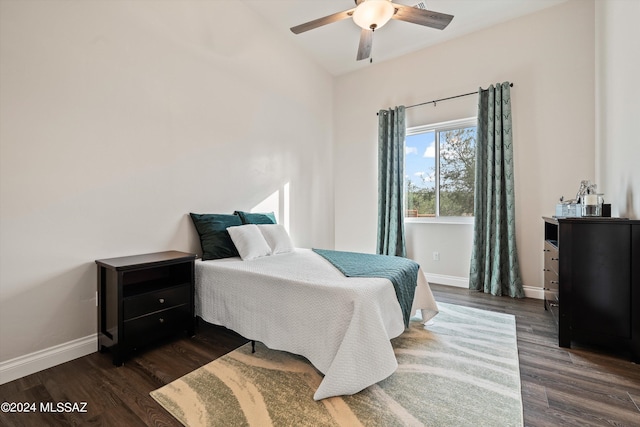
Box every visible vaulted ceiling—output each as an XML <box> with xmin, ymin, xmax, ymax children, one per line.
<box><xmin>242</xmin><ymin>0</ymin><xmax>568</xmax><ymax>75</ymax></box>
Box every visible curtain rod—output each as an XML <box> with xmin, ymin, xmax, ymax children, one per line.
<box><xmin>377</xmin><ymin>83</ymin><xmax>514</xmax><ymax>115</ymax></box>
<box><xmin>407</xmin><ymin>82</ymin><xmax>514</xmax><ymax>109</ymax></box>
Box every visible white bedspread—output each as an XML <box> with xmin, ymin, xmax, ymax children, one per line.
<box><xmin>195</xmin><ymin>248</ymin><xmax>438</xmax><ymax>400</ymax></box>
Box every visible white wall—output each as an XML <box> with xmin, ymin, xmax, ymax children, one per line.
<box><xmin>334</xmin><ymin>0</ymin><xmax>596</xmax><ymax>294</ymax></box>
<box><xmin>596</xmin><ymin>0</ymin><xmax>640</xmax><ymax>219</ymax></box>
<box><xmin>0</xmin><ymin>0</ymin><xmax>334</xmax><ymax>366</ymax></box>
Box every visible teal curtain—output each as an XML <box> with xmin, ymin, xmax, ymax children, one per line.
<box><xmin>469</xmin><ymin>83</ymin><xmax>524</xmax><ymax>297</ymax></box>
<box><xmin>377</xmin><ymin>106</ymin><xmax>406</xmax><ymax>257</ymax></box>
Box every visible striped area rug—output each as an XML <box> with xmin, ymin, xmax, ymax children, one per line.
<box><xmin>150</xmin><ymin>302</ymin><xmax>523</xmax><ymax>426</ymax></box>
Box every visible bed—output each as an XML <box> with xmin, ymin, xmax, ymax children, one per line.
<box><xmin>189</xmin><ymin>212</ymin><xmax>439</xmax><ymax>399</ymax></box>
<box><xmin>194</xmin><ymin>241</ymin><xmax>439</xmax><ymax>400</ymax></box>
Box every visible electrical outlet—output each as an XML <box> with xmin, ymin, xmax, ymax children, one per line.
<box><xmin>433</xmin><ymin>251</ymin><xmax>440</xmax><ymax>261</ymax></box>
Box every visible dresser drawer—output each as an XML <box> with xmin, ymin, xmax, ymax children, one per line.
<box><xmin>123</xmin><ymin>284</ymin><xmax>190</xmax><ymax>321</ymax></box>
<box><xmin>544</xmin><ymin>268</ymin><xmax>559</xmax><ymax>308</ymax></box>
<box><xmin>544</xmin><ymin>242</ymin><xmax>559</xmax><ymax>274</ymax></box>
<box><xmin>543</xmin><ymin>238</ymin><xmax>560</xmax><ymax>326</ymax></box>
<box><xmin>544</xmin><ymin>268</ymin><xmax>559</xmax><ymax>292</ymax></box>
<box><xmin>545</xmin><ymin>290</ymin><xmax>560</xmax><ymax>326</ymax></box>
<box><xmin>123</xmin><ymin>305</ymin><xmax>191</xmax><ymax>345</ymax></box>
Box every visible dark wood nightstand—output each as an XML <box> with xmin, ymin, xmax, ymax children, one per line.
<box><xmin>95</xmin><ymin>251</ymin><xmax>197</xmax><ymax>365</ymax></box>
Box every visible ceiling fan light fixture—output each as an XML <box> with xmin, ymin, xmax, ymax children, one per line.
<box><xmin>352</xmin><ymin>0</ymin><xmax>394</xmax><ymax>30</ymax></box>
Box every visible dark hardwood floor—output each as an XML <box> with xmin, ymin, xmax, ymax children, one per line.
<box><xmin>1</xmin><ymin>284</ymin><xmax>639</xmax><ymax>426</ymax></box>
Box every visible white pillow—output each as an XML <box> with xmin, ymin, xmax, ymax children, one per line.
<box><xmin>227</xmin><ymin>224</ymin><xmax>272</xmax><ymax>260</ymax></box>
<box><xmin>257</xmin><ymin>224</ymin><xmax>294</xmax><ymax>254</ymax></box>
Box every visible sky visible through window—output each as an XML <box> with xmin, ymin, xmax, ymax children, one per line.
<box><xmin>405</xmin><ymin>131</ymin><xmax>436</xmax><ymax>190</ymax></box>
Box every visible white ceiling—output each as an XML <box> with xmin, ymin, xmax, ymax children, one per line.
<box><xmin>242</xmin><ymin>0</ymin><xmax>568</xmax><ymax>76</ymax></box>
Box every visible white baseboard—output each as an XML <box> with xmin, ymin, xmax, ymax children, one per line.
<box><xmin>0</xmin><ymin>334</ymin><xmax>97</xmax><ymax>385</ymax></box>
<box><xmin>522</xmin><ymin>285</ymin><xmax>544</xmax><ymax>300</ymax></box>
<box><xmin>424</xmin><ymin>273</ymin><xmax>469</xmax><ymax>288</ymax></box>
<box><xmin>425</xmin><ymin>273</ymin><xmax>544</xmax><ymax>300</ymax></box>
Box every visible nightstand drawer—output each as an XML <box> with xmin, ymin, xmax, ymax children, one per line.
<box><xmin>123</xmin><ymin>284</ymin><xmax>190</xmax><ymax>321</ymax></box>
<box><xmin>123</xmin><ymin>305</ymin><xmax>191</xmax><ymax>345</ymax></box>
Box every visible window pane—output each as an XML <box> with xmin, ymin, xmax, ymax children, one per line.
<box><xmin>405</xmin><ymin>131</ymin><xmax>436</xmax><ymax>217</ymax></box>
<box><xmin>439</xmin><ymin>127</ymin><xmax>476</xmax><ymax>216</ymax></box>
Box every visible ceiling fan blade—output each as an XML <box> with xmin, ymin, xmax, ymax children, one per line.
<box><xmin>390</xmin><ymin>4</ymin><xmax>453</xmax><ymax>30</ymax></box>
<box><xmin>356</xmin><ymin>28</ymin><xmax>373</xmax><ymax>61</ymax></box>
<box><xmin>290</xmin><ymin>8</ymin><xmax>355</xmax><ymax>34</ymax></box>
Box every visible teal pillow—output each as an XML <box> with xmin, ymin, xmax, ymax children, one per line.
<box><xmin>189</xmin><ymin>213</ymin><xmax>242</xmax><ymax>260</ymax></box>
<box><xmin>234</xmin><ymin>211</ymin><xmax>277</xmax><ymax>225</ymax></box>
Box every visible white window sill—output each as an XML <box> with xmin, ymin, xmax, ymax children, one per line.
<box><xmin>404</xmin><ymin>217</ymin><xmax>474</xmax><ymax>225</ymax></box>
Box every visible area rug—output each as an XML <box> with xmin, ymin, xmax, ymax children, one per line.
<box><xmin>150</xmin><ymin>302</ymin><xmax>523</xmax><ymax>426</ymax></box>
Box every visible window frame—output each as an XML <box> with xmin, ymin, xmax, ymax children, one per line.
<box><xmin>404</xmin><ymin>116</ymin><xmax>477</xmax><ymax>224</ymax></box>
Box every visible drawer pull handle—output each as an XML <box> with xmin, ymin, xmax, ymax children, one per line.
<box><xmin>543</xmin><ymin>287</ymin><xmax>550</xmax><ymax>290</ymax></box>
<box><xmin>548</xmin><ymin>302</ymin><xmax>559</xmax><ymax>308</ymax></box>
<box><xmin>551</xmin><ymin>257</ymin><xmax>559</xmax><ymax>261</ymax></box>
<box><xmin>159</xmin><ymin>298</ymin><xmax>165</xmax><ymax>304</ymax></box>
<box><xmin>551</xmin><ymin>280</ymin><xmax>559</xmax><ymax>284</ymax></box>
<box><xmin>159</xmin><ymin>318</ymin><xmax>164</xmax><ymax>324</ymax></box>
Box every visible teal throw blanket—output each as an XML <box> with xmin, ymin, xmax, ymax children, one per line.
<box><xmin>312</xmin><ymin>249</ymin><xmax>419</xmax><ymax>328</ymax></box>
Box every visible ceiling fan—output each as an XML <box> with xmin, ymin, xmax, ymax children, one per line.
<box><xmin>290</xmin><ymin>0</ymin><xmax>454</xmax><ymax>61</ymax></box>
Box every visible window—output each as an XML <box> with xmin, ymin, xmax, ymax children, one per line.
<box><xmin>404</xmin><ymin>117</ymin><xmax>477</xmax><ymax>219</ymax></box>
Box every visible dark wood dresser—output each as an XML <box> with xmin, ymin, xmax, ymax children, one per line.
<box><xmin>96</xmin><ymin>251</ymin><xmax>196</xmax><ymax>365</ymax></box>
<box><xmin>543</xmin><ymin>217</ymin><xmax>640</xmax><ymax>362</ymax></box>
